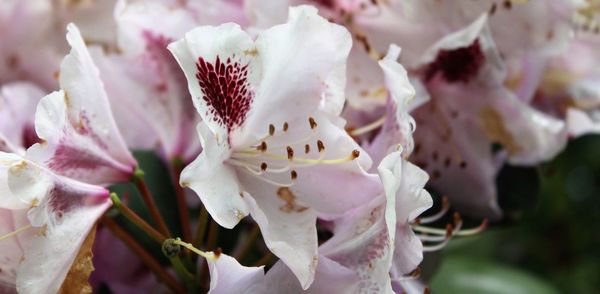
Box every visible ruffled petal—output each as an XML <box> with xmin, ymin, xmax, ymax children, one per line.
<box><xmin>26</xmin><ymin>24</ymin><xmax>136</xmax><ymax>185</ymax></box>
<box><xmin>180</xmin><ymin>123</ymin><xmax>249</xmax><ymax>229</ymax></box>
<box><xmin>207</xmin><ymin>253</ymin><xmax>265</xmax><ymax>294</ymax></box>
<box><xmin>238</xmin><ymin>171</ymin><xmax>319</xmax><ymax>290</ymax></box>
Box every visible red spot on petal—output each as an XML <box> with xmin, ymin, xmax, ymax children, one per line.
<box><xmin>195</xmin><ymin>56</ymin><xmax>253</xmax><ymax>134</ymax></box>
<box><xmin>425</xmin><ymin>39</ymin><xmax>484</xmax><ymax>83</ymax></box>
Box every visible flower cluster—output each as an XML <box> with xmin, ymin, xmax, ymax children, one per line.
<box><xmin>0</xmin><ymin>0</ymin><xmax>598</xmax><ymax>293</ymax></box>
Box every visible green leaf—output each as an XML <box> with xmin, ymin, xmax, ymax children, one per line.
<box><xmin>430</xmin><ymin>257</ymin><xmax>560</xmax><ymax>294</ymax></box>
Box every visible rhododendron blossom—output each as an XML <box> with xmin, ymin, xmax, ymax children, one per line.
<box><xmin>0</xmin><ymin>1</ymin><xmax>597</xmax><ymax>293</ymax></box>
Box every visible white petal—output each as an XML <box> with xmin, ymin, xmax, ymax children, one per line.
<box><xmin>26</xmin><ymin>24</ymin><xmax>136</xmax><ymax>185</ymax></box>
<box><xmin>263</xmin><ymin>256</ymin><xmax>359</xmax><ymax>294</ymax></box>
<box><xmin>17</xmin><ymin>196</ymin><xmax>111</xmax><ymax>294</ymax></box>
<box><xmin>238</xmin><ymin>173</ymin><xmax>318</xmax><ymax>290</ymax></box>
<box><xmin>180</xmin><ymin>123</ymin><xmax>249</xmax><ymax>229</ymax></box>
<box><xmin>168</xmin><ymin>22</ymin><xmax>255</xmax><ymax>142</ymax></box>
<box><xmin>207</xmin><ymin>253</ymin><xmax>265</xmax><ymax>294</ymax></box>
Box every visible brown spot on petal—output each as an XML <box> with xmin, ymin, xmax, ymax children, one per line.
<box><xmin>59</xmin><ymin>226</ymin><xmax>96</xmax><ymax>294</ymax></box>
<box><xmin>480</xmin><ymin>107</ymin><xmax>521</xmax><ymax>155</ymax></box>
<box><xmin>277</xmin><ymin>188</ymin><xmax>308</xmax><ymax>213</ymax></box>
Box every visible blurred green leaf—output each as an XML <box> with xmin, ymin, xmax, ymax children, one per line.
<box><xmin>430</xmin><ymin>257</ymin><xmax>560</xmax><ymax>294</ymax></box>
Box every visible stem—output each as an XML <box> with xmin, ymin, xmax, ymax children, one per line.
<box><xmin>193</xmin><ymin>206</ymin><xmax>209</xmax><ymax>248</ymax></box>
<box><xmin>169</xmin><ymin>256</ymin><xmax>196</xmax><ymax>292</ymax></box>
<box><xmin>132</xmin><ymin>168</ymin><xmax>172</xmax><ymax>237</ymax></box>
<box><xmin>101</xmin><ymin>217</ymin><xmax>185</xmax><ymax>294</ymax></box>
<box><xmin>171</xmin><ymin>159</ymin><xmax>192</xmax><ymax>242</ymax></box>
<box><xmin>111</xmin><ymin>193</ymin><xmax>166</xmax><ymax>243</ymax></box>
<box><xmin>234</xmin><ymin>225</ymin><xmax>260</xmax><ymax>261</ymax></box>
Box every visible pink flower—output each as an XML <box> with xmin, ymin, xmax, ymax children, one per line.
<box><xmin>169</xmin><ymin>6</ymin><xmax>380</xmax><ymax>288</ymax></box>
<box><xmin>26</xmin><ymin>24</ymin><xmax>137</xmax><ymax>185</ymax></box>
<box><xmin>0</xmin><ymin>82</ymin><xmax>45</xmax><ymax>154</ymax></box>
<box><xmin>0</xmin><ymin>153</ymin><xmax>111</xmax><ymax>293</ymax></box>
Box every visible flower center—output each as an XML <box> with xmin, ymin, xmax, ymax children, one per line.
<box><xmin>196</xmin><ymin>56</ymin><xmax>253</xmax><ymax>134</ymax></box>
<box><xmin>228</xmin><ymin>117</ymin><xmax>360</xmax><ymax>187</ymax></box>
<box><xmin>425</xmin><ymin>39</ymin><xmax>484</xmax><ymax>83</ymax></box>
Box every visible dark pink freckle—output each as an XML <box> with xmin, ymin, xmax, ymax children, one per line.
<box><xmin>425</xmin><ymin>39</ymin><xmax>484</xmax><ymax>83</ymax></box>
<box><xmin>195</xmin><ymin>56</ymin><xmax>253</xmax><ymax>134</ymax></box>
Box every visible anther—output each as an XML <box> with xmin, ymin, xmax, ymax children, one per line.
<box><xmin>445</xmin><ymin>224</ymin><xmax>453</xmax><ymax>237</ymax></box>
<box><xmin>260</xmin><ymin>162</ymin><xmax>268</xmax><ymax>171</ymax></box>
<box><xmin>453</xmin><ymin>212</ymin><xmax>462</xmax><ymax>226</ymax></box>
<box><xmin>269</xmin><ymin>124</ymin><xmax>275</xmax><ymax>136</ymax></box>
<box><xmin>351</xmin><ymin>149</ymin><xmax>360</xmax><ymax>159</ymax></box>
<box><xmin>409</xmin><ymin>267</ymin><xmax>422</xmax><ymax>278</ymax></box>
<box><xmin>305</xmin><ymin>144</ymin><xmax>310</xmax><ymax>154</ymax></box>
<box><xmin>287</xmin><ymin>146</ymin><xmax>294</xmax><ymax>160</ymax></box>
<box><xmin>257</xmin><ymin>141</ymin><xmax>267</xmax><ymax>152</ymax></box>
<box><xmin>214</xmin><ymin>247</ymin><xmax>222</xmax><ymax>257</ymax></box>
<box><xmin>308</xmin><ymin>117</ymin><xmax>318</xmax><ymax>129</ymax></box>
<box><xmin>317</xmin><ymin>140</ymin><xmax>325</xmax><ymax>152</ymax></box>
<box><xmin>283</xmin><ymin>122</ymin><xmax>289</xmax><ymax>132</ymax></box>
<box><xmin>290</xmin><ymin>170</ymin><xmax>298</xmax><ymax>180</ymax></box>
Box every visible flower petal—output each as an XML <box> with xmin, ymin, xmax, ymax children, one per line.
<box><xmin>238</xmin><ymin>172</ymin><xmax>318</xmax><ymax>290</ymax></box>
<box><xmin>0</xmin><ymin>82</ymin><xmax>45</xmax><ymax>154</ymax></box>
<box><xmin>180</xmin><ymin>123</ymin><xmax>249</xmax><ymax>229</ymax></box>
<box><xmin>26</xmin><ymin>24</ymin><xmax>136</xmax><ymax>185</ymax></box>
<box><xmin>207</xmin><ymin>253</ymin><xmax>265</xmax><ymax>294</ymax></box>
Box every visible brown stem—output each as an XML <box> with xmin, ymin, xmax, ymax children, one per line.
<box><xmin>101</xmin><ymin>217</ymin><xmax>185</xmax><ymax>294</ymax></box>
<box><xmin>133</xmin><ymin>169</ymin><xmax>172</xmax><ymax>238</ymax></box>
<box><xmin>171</xmin><ymin>162</ymin><xmax>192</xmax><ymax>242</ymax></box>
<box><xmin>112</xmin><ymin>193</ymin><xmax>166</xmax><ymax>244</ymax></box>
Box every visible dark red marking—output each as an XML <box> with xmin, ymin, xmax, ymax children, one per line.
<box><xmin>195</xmin><ymin>56</ymin><xmax>253</xmax><ymax>133</ymax></box>
<box><xmin>425</xmin><ymin>39</ymin><xmax>484</xmax><ymax>83</ymax></box>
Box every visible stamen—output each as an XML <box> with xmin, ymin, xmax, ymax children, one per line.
<box><xmin>317</xmin><ymin>140</ymin><xmax>325</xmax><ymax>152</ymax></box>
<box><xmin>308</xmin><ymin>117</ymin><xmax>318</xmax><ymax>129</ymax></box>
<box><xmin>269</xmin><ymin>124</ymin><xmax>275</xmax><ymax>136</ymax></box>
<box><xmin>237</xmin><ymin>166</ymin><xmax>295</xmax><ymax>187</ymax></box>
<box><xmin>348</xmin><ymin>115</ymin><xmax>386</xmax><ymax>136</ymax></box>
<box><xmin>171</xmin><ymin>238</ymin><xmax>218</xmax><ymax>260</ymax></box>
<box><xmin>422</xmin><ymin>224</ymin><xmax>453</xmax><ymax>252</ymax></box>
<box><xmin>287</xmin><ymin>146</ymin><xmax>294</xmax><ymax>161</ymax></box>
<box><xmin>0</xmin><ymin>224</ymin><xmax>33</xmax><ymax>241</ymax></box>
<box><xmin>417</xmin><ymin>196</ymin><xmax>450</xmax><ymax>224</ymax></box>
<box><xmin>393</xmin><ymin>267</ymin><xmax>422</xmax><ymax>282</ymax></box>
<box><xmin>290</xmin><ymin>170</ymin><xmax>298</xmax><ymax>180</ymax></box>
<box><xmin>412</xmin><ymin>218</ymin><xmax>487</xmax><ymax>237</ymax></box>
<box><xmin>283</xmin><ymin>122</ymin><xmax>289</xmax><ymax>132</ymax></box>
<box><xmin>233</xmin><ymin>149</ymin><xmax>357</xmax><ymax>165</ymax></box>
<box><xmin>260</xmin><ymin>162</ymin><xmax>268</xmax><ymax>171</ymax></box>
<box><xmin>256</xmin><ymin>141</ymin><xmax>267</xmax><ymax>152</ymax></box>
<box><xmin>305</xmin><ymin>144</ymin><xmax>310</xmax><ymax>154</ymax></box>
